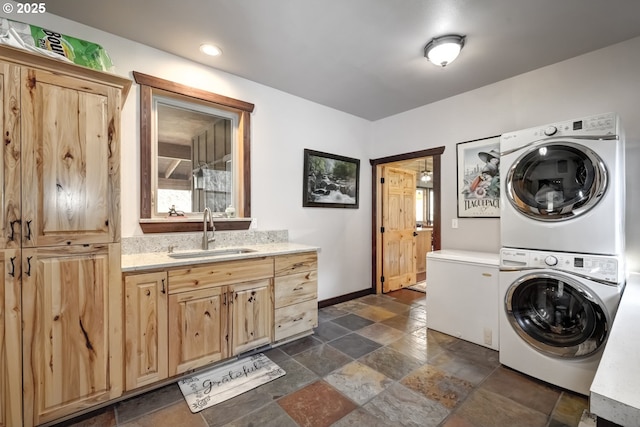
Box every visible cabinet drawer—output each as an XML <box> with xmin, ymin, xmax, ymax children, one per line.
<box><xmin>168</xmin><ymin>257</ymin><xmax>274</xmax><ymax>293</ymax></box>
<box><xmin>274</xmin><ymin>270</ymin><xmax>317</xmax><ymax>308</ymax></box>
<box><xmin>274</xmin><ymin>299</ymin><xmax>318</xmax><ymax>341</ymax></box>
<box><xmin>274</xmin><ymin>252</ymin><xmax>317</xmax><ymax>276</ymax></box>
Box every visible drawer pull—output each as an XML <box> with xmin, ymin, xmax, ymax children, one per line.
<box><xmin>293</xmin><ymin>262</ymin><xmax>304</xmax><ymax>268</ymax></box>
<box><xmin>8</xmin><ymin>257</ymin><xmax>16</xmax><ymax>277</ymax></box>
<box><xmin>9</xmin><ymin>219</ymin><xmax>20</xmax><ymax>241</ymax></box>
<box><xmin>293</xmin><ymin>286</ymin><xmax>304</xmax><ymax>291</ymax></box>
<box><xmin>482</xmin><ymin>273</ymin><xmax>492</xmax><ymax>277</ymax></box>
<box><xmin>293</xmin><ymin>316</ymin><xmax>304</xmax><ymax>322</ymax></box>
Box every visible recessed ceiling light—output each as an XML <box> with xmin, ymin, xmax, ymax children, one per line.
<box><xmin>200</xmin><ymin>44</ymin><xmax>222</xmax><ymax>57</ymax></box>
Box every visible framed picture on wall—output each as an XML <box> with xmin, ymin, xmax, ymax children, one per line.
<box><xmin>456</xmin><ymin>135</ymin><xmax>501</xmax><ymax>218</ymax></box>
<box><xmin>303</xmin><ymin>149</ymin><xmax>360</xmax><ymax>208</ymax></box>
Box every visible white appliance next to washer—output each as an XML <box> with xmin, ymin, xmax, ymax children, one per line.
<box><xmin>499</xmin><ymin>248</ymin><xmax>624</xmax><ymax>396</ymax></box>
<box><xmin>500</xmin><ymin>112</ymin><xmax>625</xmax><ymax>256</ymax></box>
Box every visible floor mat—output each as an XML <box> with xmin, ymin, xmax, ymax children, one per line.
<box><xmin>407</xmin><ymin>281</ymin><xmax>426</xmax><ymax>293</ymax></box>
<box><xmin>178</xmin><ymin>353</ymin><xmax>285</xmax><ymax>413</ymax></box>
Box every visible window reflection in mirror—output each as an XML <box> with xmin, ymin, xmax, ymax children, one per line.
<box><xmin>154</xmin><ymin>96</ymin><xmax>237</xmax><ymax>216</ymax></box>
<box><xmin>134</xmin><ymin>71</ymin><xmax>254</xmax><ymax>233</ymax></box>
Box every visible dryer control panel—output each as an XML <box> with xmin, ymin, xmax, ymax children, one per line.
<box><xmin>501</xmin><ymin>112</ymin><xmax>619</xmax><ymax>143</ymax></box>
<box><xmin>500</xmin><ymin>248</ymin><xmax>621</xmax><ymax>284</ymax></box>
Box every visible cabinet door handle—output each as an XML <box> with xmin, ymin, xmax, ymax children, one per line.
<box><xmin>413</xmin><ymin>231</ymin><xmax>418</xmax><ymax>237</ymax></box>
<box><xmin>26</xmin><ymin>256</ymin><xmax>32</xmax><ymax>277</ymax></box>
<box><xmin>26</xmin><ymin>220</ymin><xmax>32</xmax><ymax>241</ymax></box>
<box><xmin>8</xmin><ymin>257</ymin><xmax>16</xmax><ymax>277</ymax></box>
<box><xmin>161</xmin><ymin>278</ymin><xmax>166</xmax><ymax>294</ymax></box>
<box><xmin>9</xmin><ymin>220</ymin><xmax>21</xmax><ymax>241</ymax></box>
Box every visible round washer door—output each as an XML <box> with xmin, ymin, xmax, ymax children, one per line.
<box><xmin>505</xmin><ymin>272</ymin><xmax>609</xmax><ymax>358</ymax></box>
<box><xmin>505</xmin><ymin>142</ymin><xmax>607</xmax><ymax>221</ymax></box>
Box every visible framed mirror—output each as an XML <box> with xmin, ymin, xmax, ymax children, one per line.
<box><xmin>134</xmin><ymin>72</ymin><xmax>254</xmax><ymax>232</ymax></box>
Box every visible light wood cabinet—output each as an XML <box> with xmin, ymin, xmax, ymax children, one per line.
<box><xmin>416</xmin><ymin>228</ymin><xmax>433</xmax><ymax>275</ymax></box>
<box><xmin>124</xmin><ymin>271</ymin><xmax>168</xmax><ymax>391</ymax></box>
<box><xmin>167</xmin><ymin>257</ymin><xmax>273</xmax><ymax>375</ymax></box>
<box><xmin>274</xmin><ymin>252</ymin><xmax>318</xmax><ymax>343</ymax></box>
<box><xmin>230</xmin><ymin>279</ymin><xmax>273</xmax><ymax>355</ymax></box>
<box><xmin>168</xmin><ymin>285</ymin><xmax>228</xmax><ymax>376</ymax></box>
<box><xmin>0</xmin><ymin>249</ymin><xmax>21</xmax><ymax>427</ymax></box>
<box><xmin>121</xmin><ymin>251</ymin><xmax>316</xmax><ymax>394</ymax></box>
<box><xmin>0</xmin><ymin>45</ymin><xmax>130</xmax><ymax>426</ymax></box>
<box><xmin>22</xmin><ymin>245</ymin><xmax>123</xmax><ymax>426</ymax></box>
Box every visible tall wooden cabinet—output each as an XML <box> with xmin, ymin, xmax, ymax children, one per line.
<box><xmin>0</xmin><ymin>46</ymin><xmax>130</xmax><ymax>426</ymax></box>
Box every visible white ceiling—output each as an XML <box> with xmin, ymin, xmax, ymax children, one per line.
<box><xmin>44</xmin><ymin>0</ymin><xmax>640</xmax><ymax>121</ymax></box>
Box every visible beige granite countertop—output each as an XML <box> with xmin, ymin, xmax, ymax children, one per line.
<box><xmin>121</xmin><ymin>242</ymin><xmax>318</xmax><ymax>272</ymax></box>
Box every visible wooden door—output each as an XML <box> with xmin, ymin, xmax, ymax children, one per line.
<box><xmin>20</xmin><ymin>67</ymin><xmax>122</xmax><ymax>247</ymax></box>
<box><xmin>168</xmin><ymin>286</ymin><xmax>228</xmax><ymax>376</ymax></box>
<box><xmin>230</xmin><ymin>279</ymin><xmax>273</xmax><ymax>355</ymax></box>
<box><xmin>382</xmin><ymin>167</ymin><xmax>417</xmax><ymax>292</ymax></box>
<box><xmin>124</xmin><ymin>271</ymin><xmax>168</xmax><ymax>391</ymax></box>
<box><xmin>22</xmin><ymin>244</ymin><xmax>122</xmax><ymax>426</ymax></box>
<box><xmin>0</xmin><ymin>61</ymin><xmax>21</xmax><ymax>251</ymax></box>
<box><xmin>0</xmin><ymin>249</ymin><xmax>22</xmax><ymax>427</ymax></box>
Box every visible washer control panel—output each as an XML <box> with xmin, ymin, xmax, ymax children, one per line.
<box><xmin>500</xmin><ymin>248</ymin><xmax>620</xmax><ymax>283</ymax></box>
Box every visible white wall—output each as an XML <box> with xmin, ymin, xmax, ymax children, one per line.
<box><xmin>4</xmin><ymin>7</ymin><xmax>640</xmax><ymax>299</ymax></box>
<box><xmin>370</xmin><ymin>36</ymin><xmax>640</xmax><ymax>273</ymax></box>
<box><xmin>2</xmin><ymin>9</ymin><xmax>372</xmax><ymax>301</ymax></box>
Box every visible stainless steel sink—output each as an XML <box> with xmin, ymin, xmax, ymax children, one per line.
<box><xmin>168</xmin><ymin>248</ymin><xmax>257</xmax><ymax>259</ymax></box>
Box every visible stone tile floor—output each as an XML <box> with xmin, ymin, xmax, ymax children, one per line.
<box><xmin>56</xmin><ymin>289</ymin><xmax>588</xmax><ymax>427</ymax></box>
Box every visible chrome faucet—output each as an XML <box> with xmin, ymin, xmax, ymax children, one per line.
<box><xmin>202</xmin><ymin>207</ymin><xmax>216</xmax><ymax>250</ymax></box>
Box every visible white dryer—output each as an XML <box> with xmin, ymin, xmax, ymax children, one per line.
<box><xmin>500</xmin><ymin>112</ymin><xmax>625</xmax><ymax>256</ymax></box>
<box><xmin>499</xmin><ymin>248</ymin><xmax>624</xmax><ymax>395</ymax></box>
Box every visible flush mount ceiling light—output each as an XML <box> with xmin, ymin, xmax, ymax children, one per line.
<box><xmin>424</xmin><ymin>35</ymin><xmax>466</xmax><ymax>67</ymax></box>
<box><xmin>200</xmin><ymin>43</ymin><xmax>222</xmax><ymax>57</ymax></box>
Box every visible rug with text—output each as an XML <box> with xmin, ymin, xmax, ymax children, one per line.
<box><xmin>178</xmin><ymin>353</ymin><xmax>286</xmax><ymax>413</ymax></box>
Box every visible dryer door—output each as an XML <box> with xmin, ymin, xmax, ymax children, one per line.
<box><xmin>505</xmin><ymin>141</ymin><xmax>607</xmax><ymax>221</ymax></box>
<box><xmin>505</xmin><ymin>272</ymin><xmax>609</xmax><ymax>358</ymax></box>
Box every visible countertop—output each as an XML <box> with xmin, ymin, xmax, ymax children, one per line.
<box><xmin>590</xmin><ymin>272</ymin><xmax>640</xmax><ymax>425</ymax></box>
<box><xmin>121</xmin><ymin>242</ymin><xmax>319</xmax><ymax>272</ymax></box>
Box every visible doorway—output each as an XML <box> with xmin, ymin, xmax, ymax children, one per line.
<box><xmin>370</xmin><ymin>147</ymin><xmax>445</xmax><ymax>294</ymax></box>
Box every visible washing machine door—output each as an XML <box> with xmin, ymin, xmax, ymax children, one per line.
<box><xmin>505</xmin><ymin>141</ymin><xmax>607</xmax><ymax>221</ymax></box>
<box><xmin>505</xmin><ymin>272</ymin><xmax>609</xmax><ymax>358</ymax></box>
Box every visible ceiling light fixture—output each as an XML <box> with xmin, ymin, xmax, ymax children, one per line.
<box><xmin>200</xmin><ymin>43</ymin><xmax>222</xmax><ymax>57</ymax></box>
<box><xmin>420</xmin><ymin>160</ymin><xmax>432</xmax><ymax>182</ymax></box>
<box><xmin>424</xmin><ymin>34</ymin><xmax>466</xmax><ymax>67</ymax></box>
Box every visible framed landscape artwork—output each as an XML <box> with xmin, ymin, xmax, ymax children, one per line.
<box><xmin>456</xmin><ymin>135</ymin><xmax>501</xmax><ymax>218</ymax></box>
<box><xmin>303</xmin><ymin>149</ymin><xmax>360</xmax><ymax>208</ymax></box>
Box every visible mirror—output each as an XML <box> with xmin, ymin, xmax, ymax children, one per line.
<box><xmin>134</xmin><ymin>71</ymin><xmax>254</xmax><ymax>233</ymax></box>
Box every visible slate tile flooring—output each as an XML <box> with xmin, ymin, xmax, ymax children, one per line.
<box><xmin>57</xmin><ymin>289</ymin><xmax>589</xmax><ymax>427</ymax></box>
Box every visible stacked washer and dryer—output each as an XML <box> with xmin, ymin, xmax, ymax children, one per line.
<box><xmin>498</xmin><ymin>112</ymin><xmax>626</xmax><ymax>395</ymax></box>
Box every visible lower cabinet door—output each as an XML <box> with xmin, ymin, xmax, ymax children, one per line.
<box><xmin>22</xmin><ymin>244</ymin><xmax>122</xmax><ymax>427</ymax></box>
<box><xmin>168</xmin><ymin>286</ymin><xmax>228</xmax><ymax>376</ymax></box>
<box><xmin>230</xmin><ymin>279</ymin><xmax>273</xmax><ymax>355</ymax></box>
<box><xmin>0</xmin><ymin>249</ymin><xmax>22</xmax><ymax>427</ymax></box>
<box><xmin>124</xmin><ymin>271</ymin><xmax>168</xmax><ymax>390</ymax></box>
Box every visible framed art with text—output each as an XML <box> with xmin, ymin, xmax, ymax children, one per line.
<box><xmin>456</xmin><ymin>135</ymin><xmax>501</xmax><ymax>218</ymax></box>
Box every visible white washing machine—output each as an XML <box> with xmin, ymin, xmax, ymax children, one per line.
<box><xmin>499</xmin><ymin>248</ymin><xmax>624</xmax><ymax>396</ymax></box>
<box><xmin>499</xmin><ymin>112</ymin><xmax>625</xmax><ymax>256</ymax></box>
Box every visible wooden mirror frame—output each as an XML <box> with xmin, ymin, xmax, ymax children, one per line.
<box><xmin>134</xmin><ymin>71</ymin><xmax>254</xmax><ymax>233</ymax></box>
